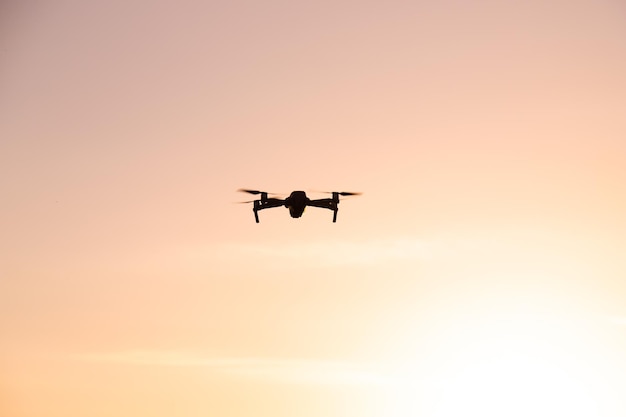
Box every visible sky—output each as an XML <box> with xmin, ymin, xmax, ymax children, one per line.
<box><xmin>1</xmin><ymin>0</ymin><xmax>626</xmax><ymax>416</ymax></box>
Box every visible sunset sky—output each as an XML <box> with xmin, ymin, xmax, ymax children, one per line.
<box><xmin>2</xmin><ymin>1</ymin><xmax>626</xmax><ymax>416</ymax></box>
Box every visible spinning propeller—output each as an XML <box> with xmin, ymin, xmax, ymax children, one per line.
<box><xmin>313</xmin><ymin>190</ymin><xmax>362</xmax><ymax>196</ymax></box>
<box><xmin>236</xmin><ymin>189</ymin><xmax>283</xmax><ymax>205</ymax></box>
<box><xmin>238</xmin><ymin>189</ymin><xmax>270</xmax><ymax>195</ymax></box>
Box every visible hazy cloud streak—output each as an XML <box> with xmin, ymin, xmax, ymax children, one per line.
<box><xmin>211</xmin><ymin>238</ymin><xmax>437</xmax><ymax>267</ymax></box>
<box><xmin>76</xmin><ymin>350</ymin><xmax>390</xmax><ymax>385</ymax></box>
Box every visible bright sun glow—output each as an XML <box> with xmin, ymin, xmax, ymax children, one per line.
<box><xmin>390</xmin><ymin>305</ymin><xmax>610</xmax><ymax>417</ymax></box>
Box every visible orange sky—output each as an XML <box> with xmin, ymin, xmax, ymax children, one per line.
<box><xmin>2</xmin><ymin>1</ymin><xmax>626</xmax><ymax>416</ymax></box>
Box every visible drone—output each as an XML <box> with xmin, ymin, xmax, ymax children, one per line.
<box><xmin>238</xmin><ymin>189</ymin><xmax>361</xmax><ymax>223</ymax></box>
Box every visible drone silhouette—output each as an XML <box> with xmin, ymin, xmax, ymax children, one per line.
<box><xmin>238</xmin><ymin>189</ymin><xmax>361</xmax><ymax>223</ymax></box>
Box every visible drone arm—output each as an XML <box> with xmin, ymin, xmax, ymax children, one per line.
<box><xmin>307</xmin><ymin>198</ymin><xmax>340</xmax><ymax>222</ymax></box>
<box><xmin>252</xmin><ymin>198</ymin><xmax>285</xmax><ymax>222</ymax></box>
<box><xmin>257</xmin><ymin>198</ymin><xmax>285</xmax><ymax>210</ymax></box>
<box><xmin>307</xmin><ymin>198</ymin><xmax>335</xmax><ymax>211</ymax></box>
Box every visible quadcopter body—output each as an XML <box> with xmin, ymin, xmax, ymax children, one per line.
<box><xmin>238</xmin><ymin>189</ymin><xmax>360</xmax><ymax>223</ymax></box>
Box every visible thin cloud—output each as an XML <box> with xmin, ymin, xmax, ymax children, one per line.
<box><xmin>75</xmin><ymin>350</ymin><xmax>390</xmax><ymax>385</ymax></box>
<box><xmin>606</xmin><ymin>315</ymin><xmax>626</xmax><ymax>326</ymax></box>
<box><xmin>214</xmin><ymin>238</ymin><xmax>436</xmax><ymax>267</ymax></box>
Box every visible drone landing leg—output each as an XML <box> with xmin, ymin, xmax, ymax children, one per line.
<box><xmin>333</xmin><ymin>209</ymin><xmax>338</xmax><ymax>223</ymax></box>
<box><xmin>253</xmin><ymin>201</ymin><xmax>260</xmax><ymax>223</ymax></box>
